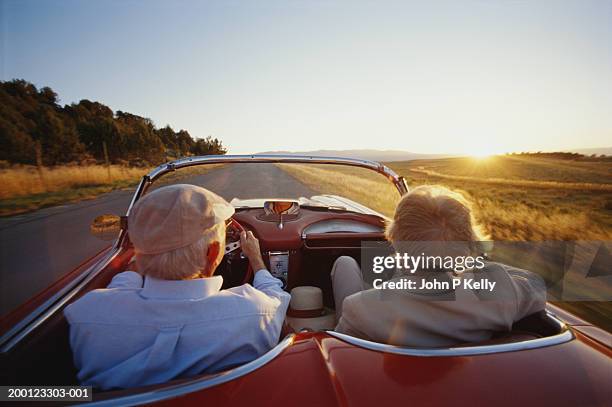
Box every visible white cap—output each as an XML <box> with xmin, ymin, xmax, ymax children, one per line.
<box><xmin>129</xmin><ymin>184</ymin><xmax>234</xmax><ymax>255</ymax></box>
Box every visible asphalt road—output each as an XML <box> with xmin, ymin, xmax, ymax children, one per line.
<box><xmin>0</xmin><ymin>164</ymin><xmax>316</xmax><ymax>316</ymax></box>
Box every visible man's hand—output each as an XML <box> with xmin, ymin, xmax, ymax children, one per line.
<box><xmin>240</xmin><ymin>231</ymin><xmax>266</xmax><ymax>271</ymax></box>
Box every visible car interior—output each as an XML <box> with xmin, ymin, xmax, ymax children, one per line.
<box><xmin>0</xmin><ymin>201</ymin><xmax>567</xmax><ymax>396</ymax></box>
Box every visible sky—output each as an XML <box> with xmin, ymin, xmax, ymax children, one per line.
<box><xmin>2</xmin><ymin>0</ymin><xmax>611</xmax><ymax>155</ymax></box>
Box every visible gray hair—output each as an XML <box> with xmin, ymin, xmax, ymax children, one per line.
<box><xmin>136</xmin><ymin>223</ymin><xmax>226</xmax><ymax>280</ymax></box>
<box><xmin>386</xmin><ymin>185</ymin><xmax>487</xmax><ymax>242</ymax></box>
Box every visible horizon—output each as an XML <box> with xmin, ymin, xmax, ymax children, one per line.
<box><xmin>3</xmin><ymin>0</ymin><xmax>611</xmax><ymax>155</ymax></box>
<box><xmin>255</xmin><ymin>146</ymin><xmax>612</xmax><ymax>155</ymax></box>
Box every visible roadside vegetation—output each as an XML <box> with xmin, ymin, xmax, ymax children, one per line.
<box><xmin>0</xmin><ymin>163</ymin><xmax>224</xmax><ymax>216</ymax></box>
<box><xmin>1</xmin><ymin>79</ymin><xmax>226</xmax><ymax>166</ymax></box>
<box><xmin>0</xmin><ymin>164</ymin><xmax>147</xmax><ymax>216</ymax></box>
<box><xmin>1</xmin><ymin>164</ymin><xmax>145</xmax><ymax>199</ymax></box>
<box><xmin>391</xmin><ymin>155</ymin><xmax>612</xmax><ymax>241</ymax></box>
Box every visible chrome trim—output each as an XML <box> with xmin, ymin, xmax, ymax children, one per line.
<box><xmin>302</xmin><ymin>243</ymin><xmax>381</xmax><ymax>250</ymax></box>
<box><xmin>146</xmin><ymin>155</ymin><xmax>407</xmax><ymax>195</ymax></box>
<box><xmin>0</xmin><ymin>248</ymin><xmax>121</xmax><ymax>352</ymax></box>
<box><xmin>114</xmin><ymin>175</ymin><xmax>149</xmax><ymax>249</ymax></box>
<box><xmin>301</xmin><ymin>219</ymin><xmax>385</xmax><ymax>239</ymax></box>
<box><xmin>309</xmin><ymin>194</ymin><xmax>388</xmax><ymax>218</ymax></box>
<box><xmin>82</xmin><ymin>334</ymin><xmax>296</xmax><ymax>407</ymax></box>
<box><xmin>268</xmin><ymin>250</ymin><xmax>290</xmax><ymax>256</ymax></box>
<box><xmin>326</xmin><ymin>312</ymin><xmax>574</xmax><ymax>357</ymax></box>
<box><xmin>225</xmin><ymin>241</ymin><xmax>241</xmax><ymax>254</ymax></box>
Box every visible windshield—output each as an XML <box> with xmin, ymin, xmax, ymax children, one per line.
<box><xmin>147</xmin><ymin>162</ymin><xmax>402</xmax><ymax>217</ymax></box>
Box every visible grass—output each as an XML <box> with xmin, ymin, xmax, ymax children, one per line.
<box><xmin>0</xmin><ymin>165</ymin><xmax>147</xmax><ymax>216</ymax></box>
<box><xmin>0</xmin><ymin>163</ymin><xmax>224</xmax><ymax>216</ymax></box>
<box><xmin>0</xmin><ymin>164</ymin><xmax>147</xmax><ymax>199</ymax></box>
<box><xmin>277</xmin><ymin>163</ymin><xmax>400</xmax><ymax>217</ymax></box>
<box><xmin>0</xmin><ymin>179</ymin><xmax>143</xmax><ymax>216</ymax></box>
<box><xmin>408</xmin><ymin>155</ymin><xmax>612</xmax><ymax>184</ymax></box>
<box><xmin>410</xmin><ymin>167</ymin><xmax>612</xmax><ymax>192</ymax></box>
<box><xmin>276</xmin><ymin>156</ymin><xmax>612</xmax><ymax>331</ymax></box>
<box><xmin>389</xmin><ymin>156</ymin><xmax>612</xmax><ymax>241</ymax></box>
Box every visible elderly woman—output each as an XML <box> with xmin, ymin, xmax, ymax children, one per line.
<box><xmin>65</xmin><ymin>184</ymin><xmax>290</xmax><ymax>390</ymax></box>
<box><xmin>331</xmin><ymin>185</ymin><xmax>546</xmax><ymax>347</ymax></box>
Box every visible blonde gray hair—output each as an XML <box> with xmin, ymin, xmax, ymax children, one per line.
<box><xmin>136</xmin><ymin>223</ymin><xmax>225</xmax><ymax>280</ymax></box>
<box><xmin>386</xmin><ymin>185</ymin><xmax>487</xmax><ymax>246</ymax></box>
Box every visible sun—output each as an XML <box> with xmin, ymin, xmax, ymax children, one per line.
<box><xmin>469</xmin><ymin>147</ymin><xmax>497</xmax><ymax>159</ymax></box>
<box><xmin>471</xmin><ymin>151</ymin><xmax>493</xmax><ymax>159</ymax></box>
<box><xmin>459</xmin><ymin>141</ymin><xmax>505</xmax><ymax>159</ymax></box>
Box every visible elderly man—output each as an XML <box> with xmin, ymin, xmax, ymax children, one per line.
<box><xmin>65</xmin><ymin>184</ymin><xmax>290</xmax><ymax>389</ymax></box>
<box><xmin>331</xmin><ymin>185</ymin><xmax>546</xmax><ymax>347</ymax></box>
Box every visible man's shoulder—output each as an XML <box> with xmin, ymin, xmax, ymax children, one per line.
<box><xmin>64</xmin><ymin>287</ymin><xmax>138</xmax><ymax>323</ymax></box>
<box><xmin>220</xmin><ymin>284</ymin><xmax>286</xmax><ymax>311</ymax></box>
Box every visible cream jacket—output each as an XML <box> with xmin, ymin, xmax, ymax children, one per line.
<box><xmin>335</xmin><ymin>263</ymin><xmax>546</xmax><ymax>347</ymax></box>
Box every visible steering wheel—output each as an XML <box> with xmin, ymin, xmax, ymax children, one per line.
<box><xmin>222</xmin><ymin>218</ymin><xmax>254</xmax><ymax>285</ymax></box>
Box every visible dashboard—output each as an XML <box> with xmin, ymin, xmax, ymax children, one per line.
<box><xmin>233</xmin><ymin>207</ymin><xmax>385</xmax><ymax>249</ymax></box>
<box><xmin>232</xmin><ymin>206</ymin><xmax>387</xmax><ymax>288</ymax></box>
<box><xmin>302</xmin><ymin>219</ymin><xmax>383</xmax><ymax>236</ymax></box>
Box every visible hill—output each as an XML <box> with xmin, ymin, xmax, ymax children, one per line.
<box><xmin>571</xmin><ymin>147</ymin><xmax>612</xmax><ymax>156</ymax></box>
<box><xmin>257</xmin><ymin>148</ymin><xmax>610</xmax><ymax>162</ymax></box>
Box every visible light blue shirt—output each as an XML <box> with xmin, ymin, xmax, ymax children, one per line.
<box><xmin>64</xmin><ymin>269</ymin><xmax>290</xmax><ymax>390</ymax></box>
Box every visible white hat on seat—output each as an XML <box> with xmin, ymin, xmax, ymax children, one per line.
<box><xmin>286</xmin><ymin>286</ymin><xmax>336</xmax><ymax>332</ymax></box>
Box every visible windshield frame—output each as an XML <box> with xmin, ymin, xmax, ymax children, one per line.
<box><xmin>147</xmin><ymin>154</ymin><xmax>408</xmax><ymax>193</ymax></box>
<box><xmin>113</xmin><ymin>155</ymin><xmax>409</xmax><ymax>249</ymax></box>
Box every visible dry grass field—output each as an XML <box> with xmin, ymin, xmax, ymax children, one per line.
<box><xmin>0</xmin><ymin>165</ymin><xmax>148</xmax><ymax>216</ymax></box>
<box><xmin>277</xmin><ymin>163</ymin><xmax>400</xmax><ymax>216</ymax></box>
<box><xmin>0</xmin><ymin>165</ymin><xmax>146</xmax><ymax>199</ymax></box>
<box><xmin>0</xmin><ymin>163</ymin><xmax>223</xmax><ymax>216</ymax></box>
<box><xmin>391</xmin><ymin>156</ymin><xmax>612</xmax><ymax>241</ymax></box>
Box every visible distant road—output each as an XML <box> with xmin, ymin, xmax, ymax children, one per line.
<box><xmin>0</xmin><ymin>164</ymin><xmax>316</xmax><ymax>316</ymax></box>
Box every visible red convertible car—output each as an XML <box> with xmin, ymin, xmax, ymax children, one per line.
<box><xmin>0</xmin><ymin>155</ymin><xmax>610</xmax><ymax>406</ymax></box>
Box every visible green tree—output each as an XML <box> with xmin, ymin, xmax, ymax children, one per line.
<box><xmin>33</xmin><ymin>105</ymin><xmax>84</xmax><ymax>165</ymax></box>
<box><xmin>0</xmin><ymin>118</ymin><xmax>35</xmax><ymax>163</ymax></box>
<box><xmin>0</xmin><ymin>79</ymin><xmax>227</xmax><ymax>165</ymax></box>
<box><xmin>191</xmin><ymin>135</ymin><xmax>227</xmax><ymax>156</ymax></box>
<box><xmin>116</xmin><ymin>111</ymin><xmax>165</xmax><ymax>164</ymax></box>
<box><xmin>156</xmin><ymin>125</ymin><xmax>179</xmax><ymax>156</ymax></box>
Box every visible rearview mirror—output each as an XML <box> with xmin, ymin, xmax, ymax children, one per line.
<box><xmin>263</xmin><ymin>201</ymin><xmax>299</xmax><ymax>215</ymax></box>
<box><xmin>90</xmin><ymin>214</ymin><xmax>122</xmax><ymax>241</ymax></box>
